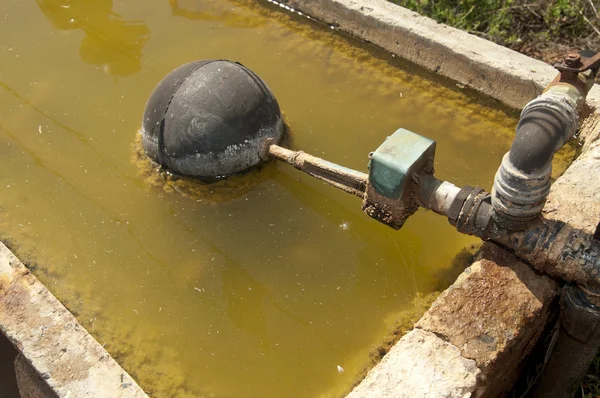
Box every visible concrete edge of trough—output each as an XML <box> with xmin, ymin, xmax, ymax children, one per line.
<box><xmin>267</xmin><ymin>0</ymin><xmax>600</xmax><ymax>396</ymax></box>
<box><xmin>277</xmin><ymin>0</ymin><xmax>600</xmax><ymax>110</ymax></box>
<box><xmin>348</xmin><ymin>242</ymin><xmax>561</xmax><ymax>398</ymax></box>
<box><xmin>0</xmin><ymin>242</ymin><xmax>148</xmax><ymax>398</ymax></box>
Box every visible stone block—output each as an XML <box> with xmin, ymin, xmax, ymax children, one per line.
<box><xmin>15</xmin><ymin>354</ymin><xmax>57</xmax><ymax>398</ymax></box>
<box><xmin>417</xmin><ymin>243</ymin><xmax>559</xmax><ymax>396</ymax></box>
<box><xmin>347</xmin><ymin>329</ymin><xmax>479</xmax><ymax>398</ymax></box>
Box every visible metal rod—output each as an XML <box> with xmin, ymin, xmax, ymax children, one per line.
<box><xmin>266</xmin><ymin>144</ymin><xmax>367</xmax><ymax>198</ymax></box>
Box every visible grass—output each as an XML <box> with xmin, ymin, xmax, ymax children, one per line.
<box><xmin>578</xmin><ymin>353</ymin><xmax>600</xmax><ymax>398</ymax></box>
<box><xmin>387</xmin><ymin>0</ymin><xmax>600</xmax><ymax>62</ymax></box>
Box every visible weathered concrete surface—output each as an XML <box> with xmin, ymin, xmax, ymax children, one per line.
<box><xmin>15</xmin><ymin>354</ymin><xmax>58</xmax><ymax>398</ymax></box>
<box><xmin>417</xmin><ymin>243</ymin><xmax>559</xmax><ymax>397</ymax></box>
<box><xmin>347</xmin><ymin>329</ymin><xmax>479</xmax><ymax>398</ymax></box>
<box><xmin>278</xmin><ymin>0</ymin><xmax>558</xmax><ymax>110</ymax></box>
<box><xmin>348</xmin><ymin>243</ymin><xmax>558</xmax><ymax>398</ymax></box>
<box><xmin>0</xmin><ymin>243</ymin><xmax>147</xmax><ymax>398</ymax></box>
<box><xmin>544</xmin><ymin>109</ymin><xmax>600</xmax><ymax>234</ymax></box>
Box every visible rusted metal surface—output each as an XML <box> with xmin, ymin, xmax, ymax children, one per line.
<box><xmin>565</xmin><ymin>53</ymin><xmax>582</xmax><ymax>68</ymax></box>
<box><xmin>362</xmin><ymin>129</ymin><xmax>436</xmax><ymax>229</ymax></box>
<box><xmin>549</xmin><ymin>71</ymin><xmax>596</xmax><ymax>96</ymax></box>
<box><xmin>492</xmin><ymin>220</ymin><xmax>600</xmax><ymax>296</ymax></box>
<box><xmin>265</xmin><ymin>143</ymin><xmax>367</xmax><ymax>197</ymax></box>
<box><xmin>451</xmin><ymin>187</ymin><xmax>491</xmax><ymax>237</ymax></box>
<box><xmin>361</xmin><ymin>182</ymin><xmax>419</xmax><ymax>230</ymax></box>
<box><xmin>361</xmin><ymin>169</ymin><xmax>438</xmax><ymax>230</ymax></box>
<box><xmin>554</xmin><ymin>51</ymin><xmax>600</xmax><ymax>74</ymax></box>
<box><xmin>533</xmin><ymin>285</ymin><xmax>600</xmax><ymax>398</ymax></box>
<box><xmin>448</xmin><ymin>189</ymin><xmax>600</xmax><ymax>297</ymax></box>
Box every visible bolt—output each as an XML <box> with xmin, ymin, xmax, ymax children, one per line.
<box><xmin>565</xmin><ymin>53</ymin><xmax>582</xmax><ymax>67</ymax></box>
<box><xmin>368</xmin><ymin>152</ymin><xmax>374</xmax><ymax>159</ymax></box>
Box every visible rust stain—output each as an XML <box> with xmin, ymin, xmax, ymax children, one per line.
<box><xmin>362</xmin><ymin>182</ymin><xmax>419</xmax><ymax>230</ymax></box>
<box><xmin>419</xmin><ymin>256</ymin><xmax>555</xmax><ymax>354</ymax></box>
<box><xmin>0</xmin><ymin>256</ymin><xmax>96</xmax><ymax>388</ymax></box>
<box><xmin>417</xmin><ymin>243</ymin><xmax>559</xmax><ymax>396</ymax></box>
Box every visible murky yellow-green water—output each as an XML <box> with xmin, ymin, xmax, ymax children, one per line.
<box><xmin>0</xmin><ymin>0</ymin><xmax>532</xmax><ymax>396</ymax></box>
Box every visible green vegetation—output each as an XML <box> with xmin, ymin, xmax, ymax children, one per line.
<box><xmin>580</xmin><ymin>353</ymin><xmax>600</xmax><ymax>398</ymax></box>
<box><xmin>389</xmin><ymin>0</ymin><xmax>600</xmax><ymax>61</ymax></box>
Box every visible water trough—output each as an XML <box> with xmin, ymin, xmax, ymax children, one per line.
<box><xmin>1</xmin><ymin>0</ymin><xmax>599</xmax><ymax>397</ymax></box>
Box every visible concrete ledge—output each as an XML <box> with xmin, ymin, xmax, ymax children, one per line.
<box><xmin>417</xmin><ymin>243</ymin><xmax>559</xmax><ymax>397</ymax></box>
<box><xmin>15</xmin><ymin>354</ymin><xmax>58</xmax><ymax>398</ymax></box>
<box><xmin>544</xmin><ymin>110</ymin><xmax>600</xmax><ymax>234</ymax></box>
<box><xmin>348</xmin><ymin>244</ymin><xmax>559</xmax><ymax>398</ymax></box>
<box><xmin>0</xmin><ymin>243</ymin><xmax>147</xmax><ymax>398</ymax></box>
<box><xmin>278</xmin><ymin>0</ymin><xmax>558</xmax><ymax>109</ymax></box>
<box><xmin>347</xmin><ymin>328</ymin><xmax>480</xmax><ymax>398</ymax></box>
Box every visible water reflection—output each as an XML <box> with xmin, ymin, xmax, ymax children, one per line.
<box><xmin>169</xmin><ymin>0</ymin><xmax>219</xmax><ymax>21</ymax></box>
<box><xmin>35</xmin><ymin>0</ymin><xmax>149</xmax><ymax>76</ymax></box>
<box><xmin>169</xmin><ymin>0</ymin><xmax>267</xmax><ymax>28</ymax></box>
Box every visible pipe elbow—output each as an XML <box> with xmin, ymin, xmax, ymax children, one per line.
<box><xmin>508</xmin><ymin>106</ymin><xmax>573</xmax><ymax>173</ymax></box>
<box><xmin>492</xmin><ymin>85</ymin><xmax>581</xmax><ymax>230</ymax></box>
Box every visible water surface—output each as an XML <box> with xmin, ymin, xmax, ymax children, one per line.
<box><xmin>0</xmin><ymin>0</ymin><xmax>521</xmax><ymax>396</ymax></box>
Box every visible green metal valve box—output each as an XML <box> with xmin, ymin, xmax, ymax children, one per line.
<box><xmin>368</xmin><ymin>128</ymin><xmax>436</xmax><ymax>201</ymax></box>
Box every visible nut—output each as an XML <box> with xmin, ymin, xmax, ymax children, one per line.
<box><xmin>565</xmin><ymin>53</ymin><xmax>582</xmax><ymax>67</ymax></box>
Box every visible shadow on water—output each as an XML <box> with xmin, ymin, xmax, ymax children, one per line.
<box><xmin>35</xmin><ymin>0</ymin><xmax>150</xmax><ymax>76</ymax></box>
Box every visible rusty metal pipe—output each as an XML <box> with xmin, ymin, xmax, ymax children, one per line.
<box><xmin>448</xmin><ymin>186</ymin><xmax>600</xmax><ymax>294</ymax></box>
<box><xmin>264</xmin><ymin>143</ymin><xmax>367</xmax><ymax>198</ymax></box>
<box><xmin>492</xmin><ymin>83</ymin><xmax>585</xmax><ymax>231</ymax></box>
<box><xmin>532</xmin><ymin>285</ymin><xmax>600</xmax><ymax>398</ymax></box>
<box><xmin>491</xmin><ymin>65</ymin><xmax>597</xmax><ymax>232</ymax></box>
<box><xmin>491</xmin><ymin>218</ymin><xmax>600</xmax><ymax>293</ymax></box>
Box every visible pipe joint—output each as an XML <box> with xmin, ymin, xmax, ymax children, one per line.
<box><xmin>538</xmin><ymin>83</ymin><xmax>585</xmax><ymax>117</ymax></box>
<box><xmin>492</xmin><ymin>154</ymin><xmax>551</xmax><ymax>230</ymax></box>
<box><xmin>447</xmin><ymin>186</ymin><xmax>494</xmax><ymax>237</ymax></box>
<box><xmin>520</xmin><ymin>89</ymin><xmax>580</xmax><ymax>143</ymax></box>
<box><xmin>492</xmin><ymin>84</ymin><xmax>581</xmax><ymax>231</ymax></box>
<box><xmin>561</xmin><ymin>285</ymin><xmax>600</xmax><ymax>343</ymax></box>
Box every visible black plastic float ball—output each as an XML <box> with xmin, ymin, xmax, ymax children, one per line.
<box><xmin>142</xmin><ymin>60</ymin><xmax>284</xmax><ymax>181</ymax></box>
